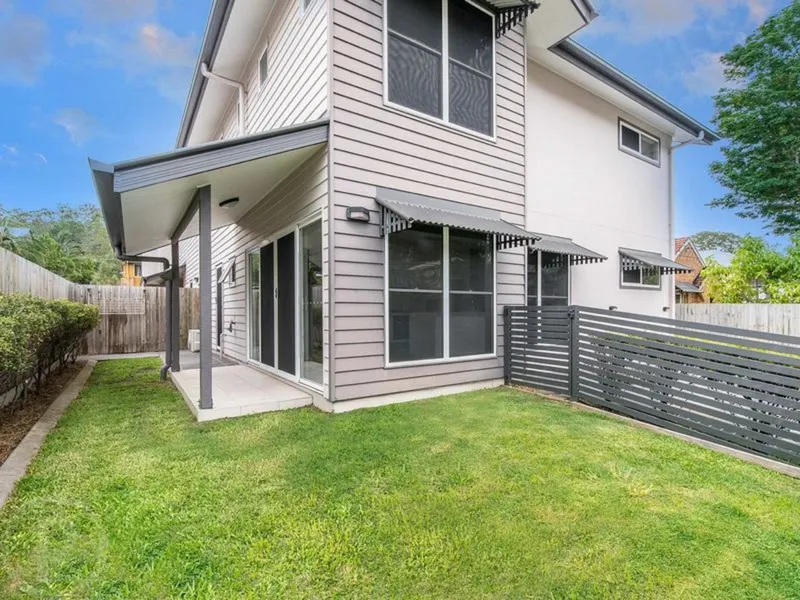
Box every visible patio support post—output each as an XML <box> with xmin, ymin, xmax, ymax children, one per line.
<box><xmin>198</xmin><ymin>185</ymin><xmax>213</xmax><ymax>410</ymax></box>
<box><xmin>162</xmin><ymin>279</ymin><xmax>172</xmax><ymax>380</ymax></box>
<box><xmin>170</xmin><ymin>238</ymin><xmax>181</xmax><ymax>372</ymax></box>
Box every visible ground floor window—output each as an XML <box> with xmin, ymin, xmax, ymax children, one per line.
<box><xmin>388</xmin><ymin>225</ymin><xmax>494</xmax><ymax>364</ymax></box>
<box><xmin>621</xmin><ymin>264</ymin><xmax>660</xmax><ymax>288</ymax></box>
<box><xmin>527</xmin><ymin>250</ymin><xmax>569</xmax><ymax>307</ymax></box>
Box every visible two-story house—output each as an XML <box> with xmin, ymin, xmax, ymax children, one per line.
<box><xmin>90</xmin><ymin>0</ymin><xmax>717</xmax><ymax>419</ymax></box>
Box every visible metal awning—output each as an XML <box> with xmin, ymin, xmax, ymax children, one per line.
<box><xmin>620</xmin><ymin>248</ymin><xmax>692</xmax><ymax>275</ymax></box>
<box><xmin>676</xmin><ymin>282</ymin><xmax>702</xmax><ymax>293</ymax></box>
<box><xmin>376</xmin><ymin>188</ymin><xmax>540</xmax><ymax>250</ymax></box>
<box><xmin>530</xmin><ymin>233</ymin><xmax>606</xmax><ymax>265</ymax></box>
<box><xmin>89</xmin><ymin>119</ymin><xmax>328</xmax><ymax>256</ymax></box>
<box><xmin>479</xmin><ymin>1</ymin><xmax>541</xmax><ymax>38</ymax></box>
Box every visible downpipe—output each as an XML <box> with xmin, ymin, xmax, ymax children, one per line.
<box><xmin>200</xmin><ymin>62</ymin><xmax>246</xmax><ymax>136</ymax></box>
<box><xmin>113</xmin><ymin>246</ymin><xmax>173</xmax><ymax>379</ymax></box>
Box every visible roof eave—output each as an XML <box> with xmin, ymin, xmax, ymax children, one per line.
<box><xmin>175</xmin><ymin>0</ymin><xmax>235</xmax><ymax>149</ymax></box>
<box><xmin>552</xmin><ymin>39</ymin><xmax>720</xmax><ymax>144</ymax></box>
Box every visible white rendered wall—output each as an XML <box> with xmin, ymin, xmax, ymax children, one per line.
<box><xmin>526</xmin><ymin>60</ymin><xmax>674</xmax><ymax>316</ymax></box>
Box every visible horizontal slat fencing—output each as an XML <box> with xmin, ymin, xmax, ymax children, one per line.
<box><xmin>505</xmin><ymin>306</ymin><xmax>571</xmax><ymax>396</ymax></box>
<box><xmin>677</xmin><ymin>303</ymin><xmax>800</xmax><ymax>337</ymax></box>
<box><xmin>506</xmin><ymin>305</ymin><xmax>800</xmax><ymax>465</ymax></box>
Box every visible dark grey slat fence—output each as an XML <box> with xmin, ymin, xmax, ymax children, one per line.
<box><xmin>505</xmin><ymin>305</ymin><xmax>800</xmax><ymax>465</ymax></box>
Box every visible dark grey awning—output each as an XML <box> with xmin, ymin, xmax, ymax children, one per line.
<box><xmin>479</xmin><ymin>1</ymin><xmax>542</xmax><ymax>38</ymax></box>
<box><xmin>676</xmin><ymin>282</ymin><xmax>702</xmax><ymax>293</ymax></box>
<box><xmin>620</xmin><ymin>248</ymin><xmax>692</xmax><ymax>275</ymax></box>
<box><xmin>530</xmin><ymin>233</ymin><xmax>606</xmax><ymax>265</ymax></box>
<box><xmin>376</xmin><ymin>188</ymin><xmax>540</xmax><ymax>250</ymax></box>
<box><xmin>89</xmin><ymin>119</ymin><xmax>328</xmax><ymax>256</ymax></box>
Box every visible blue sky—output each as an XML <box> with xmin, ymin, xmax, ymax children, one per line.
<box><xmin>0</xmin><ymin>0</ymin><xmax>791</xmax><ymax>244</ymax></box>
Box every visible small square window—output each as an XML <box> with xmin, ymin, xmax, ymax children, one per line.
<box><xmin>619</xmin><ymin>120</ymin><xmax>660</xmax><ymax>166</ymax></box>
<box><xmin>258</xmin><ymin>47</ymin><xmax>268</xmax><ymax>86</ymax></box>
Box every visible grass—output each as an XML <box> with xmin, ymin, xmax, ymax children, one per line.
<box><xmin>1</xmin><ymin>359</ymin><xmax>800</xmax><ymax>599</ymax></box>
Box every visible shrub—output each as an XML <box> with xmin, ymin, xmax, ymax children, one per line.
<box><xmin>0</xmin><ymin>294</ymin><xmax>100</xmax><ymax>402</ymax></box>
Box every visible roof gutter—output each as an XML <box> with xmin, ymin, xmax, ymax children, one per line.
<box><xmin>551</xmin><ymin>39</ymin><xmax>720</xmax><ymax>144</ymax></box>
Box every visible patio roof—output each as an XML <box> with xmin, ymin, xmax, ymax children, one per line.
<box><xmin>376</xmin><ymin>187</ymin><xmax>540</xmax><ymax>250</ymax></box>
<box><xmin>89</xmin><ymin>119</ymin><xmax>329</xmax><ymax>256</ymax></box>
<box><xmin>619</xmin><ymin>248</ymin><xmax>693</xmax><ymax>275</ymax></box>
<box><xmin>530</xmin><ymin>233</ymin><xmax>606</xmax><ymax>265</ymax></box>
<box><xmin>676</xmin><ymin>282</ymin><xmax>703</xmax><ymax>294</ymax></box>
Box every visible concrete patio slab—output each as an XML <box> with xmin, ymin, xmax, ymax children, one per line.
<box><xmin>171</xmin><ymin>364</ymin><xmax>312</xmax><ymax>422</ymax></box>
<box><xmin>0</xmin><ymin>360</ymin><xmax>96</xmax><ymax>509</ymax></box>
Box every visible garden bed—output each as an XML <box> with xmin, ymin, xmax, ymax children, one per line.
<box><xmin>0</xmin><ymin>363</ymin><xmax>84</xmax><ymax>465</ymax></box>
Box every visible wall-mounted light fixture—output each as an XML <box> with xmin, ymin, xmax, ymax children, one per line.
<box><xmin>346</xmin><ymin>206</ymin><xmax>370</xmax><ymax>223</ymax></box>
<box><xmin>219</xmin><ymin>197</ymin><xmax>240</xmax><ymax>209</ymax></box>
<box><xmin>609</xmin><ymin>305</ymin><xmax>618</xmax><ymax>311</ymax></box>
<box><xmin>663</xmin><ymin>306</ymin><xmax>671</xmax><ymax>312</ymax></box>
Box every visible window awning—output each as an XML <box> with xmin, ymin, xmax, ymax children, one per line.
<box><xmin>676</xmin><ymin>282</ymin><xmax>702</xmax><ymax>293</ymax></box>
<box><xmin>480</xmin><ymin>1</ymin><xmax>541</xmax><ymax>38</ymax></box>
<box><xmin>619</xmin><ymin>248</ymin><xmax>692</xmax><ymax>275</ymax></box>
<box><xmin>530</xmin><ymin>233</ymin><xmax>606</xmax><ymax>265</ymax></box>
<box><xmin>376</xmin><ymin>188</ymin><xmax>540</xmax><ymax>250</ymax></box>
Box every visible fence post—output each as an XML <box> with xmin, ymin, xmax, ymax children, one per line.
<box><xmin>503</xmin><ymin>305</ymin><xmax>512</xmax><ymax>385</ymax></box>
<box><xmin>568</xmin><ymin>306</ymin><xmax>579</xmax><ymax>399</ymax></box>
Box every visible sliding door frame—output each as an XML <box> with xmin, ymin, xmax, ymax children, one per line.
<box><xmin>244</xmin><ymin>210</ymin><xmax>324</xmax><ymax>393</ymax></box>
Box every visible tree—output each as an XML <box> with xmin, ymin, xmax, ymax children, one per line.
<box><xmin>690</xmin><ymin>231</ymin><xmax>745</xmax><ymax>253</ymax></box>
<box><xmin>702</xmin><ymin>235</ymin><xmax>800</xmax><ymax>303</ymax></box>
<box><xmin>0</xmin><ymin>204</ymin><xmax>120</xmax><ymax>284</ymax></box>
<box><xmin>709</xmin><ymin>2</ymin><xmax>800</xmax><ymax>236</ymax></box>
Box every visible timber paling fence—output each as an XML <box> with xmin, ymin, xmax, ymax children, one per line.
<box><xmin>505</xmin><ymin>305</ymin><xmax>800</xmax><ymax>466</ymax></box>
<box><xmin>1</xmin><ymin>247</ymin><xmax>199</xmax><ymax>355</ymax></box>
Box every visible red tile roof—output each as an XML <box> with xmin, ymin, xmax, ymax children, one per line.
<box><xmin>674</xmin><ymin>236</ymin><xmax>690</xmax><ymax>256</ymax></box>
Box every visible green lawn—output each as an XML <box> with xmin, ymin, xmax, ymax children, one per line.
<box><xmin>2</xmin><ymin>359</ymin><xmax>800</xmax><ymax>599</ymax></box>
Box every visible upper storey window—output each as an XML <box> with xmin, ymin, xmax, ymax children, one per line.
<box><xmin>619</xmin><ymin>120</ymin><xmax>661</xmax><ymax>166</ymax></box>
<box><xmin>386</xmin><ymin>0</ymin><xmax>495</xmax><ymax>138</ymax></box>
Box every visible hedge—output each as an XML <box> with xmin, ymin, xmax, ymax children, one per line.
<box><xmin>0</xmin><ymin>294</ymin><xmax>100</xmax><ymax>402</ymax></box>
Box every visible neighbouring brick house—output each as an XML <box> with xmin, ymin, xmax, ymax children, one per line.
<box><xmin>674</xmin><ymin>237</ymin><xmax>707</xmax><ymax>303</ymax></box>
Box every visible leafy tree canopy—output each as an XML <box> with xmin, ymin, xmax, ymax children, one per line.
<box><xmin>702</xmin><ymin>235</ymin><xmax>800</xmax><ymax>303</ymax></box>
<box><xmin>709</xmin><ymin>1</ymin><xmax>800</xmax><ymax>236</ymax></box>
<box><xmin>0</xmin><ymin>204</ymin><xmax>120</xmax><ymax>284</ymax></box>
<box><xmin>690</xmin><ymin>231</ymin><xmax>746</xmax><ymax>253</ymax></box>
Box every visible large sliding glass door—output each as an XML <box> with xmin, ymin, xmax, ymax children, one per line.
<box><xmin>246</xmin><ymin>217</ymin><xmax>323</xmax><ymax>388</ymax></box>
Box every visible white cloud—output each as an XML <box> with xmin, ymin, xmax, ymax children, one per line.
<box><xmin>682</xmin><ymin>52</ymin><xmax>728</xmax><ymax>95</ymax></box>
<box><xmin>33</xmin><ymin>152</ymin><xmax>48</xmax><ymax>165</ymax></box>
<box><xmin>586</xmin><ymin>0</ymin><xmax>776</xmax><ymax>41</ymax></box>
<box><xmin>67</xmin><ymin>23</ymin><xmax>196</xmax><ymax>103</ymax></box>
<box><xmin>54</xmin><ymin>107</ymin><xmax>102</xmax><ymax>145</ymax></box>
<box><xmin>0</xmin><ymin>13</ymin><xmax>49</xmax><ymax>84</ymax></box>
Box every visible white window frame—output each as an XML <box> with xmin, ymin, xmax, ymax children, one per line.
<box><xmin>298</xmin><ymin>0</ymin><xmax>313</xmax><ymax>18</ymax></box>
<box><xmin>526</xmin><ymin>250</ymin><xmax>572</xmax><ymax>307</ymax></box>
<box><xmin>258</xmin><ymin>42</ymin><xmax>269</xmax><ymax>89</ymax></box>
<box><xmin>618</xmin><ymin>119</ymin><xmax>661</xmax><ymax>167</ymax></box>
<box><xmin>384</xmin><ymin>226</ymin><xmax>497</xmax><ymax>368</ymax></box>
<box><xmin>382</xmin><ymin>0</ymin><xmax>497</xmax><ymax>142</ymax></box>
<box><xmin>619</xmin><ymin>261</ymin><xmax>662</xmax><ymax>290</ymax></box>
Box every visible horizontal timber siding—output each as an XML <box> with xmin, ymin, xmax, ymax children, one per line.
<box><xmin>330</xmin><ymin>0</ymin><xmax>527</xmax><ymax>402</ymax></box>
<box><xmin>216</xmin><ymin>0</ymin><xmax>328</xmax><ymax>140</ymax></box>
